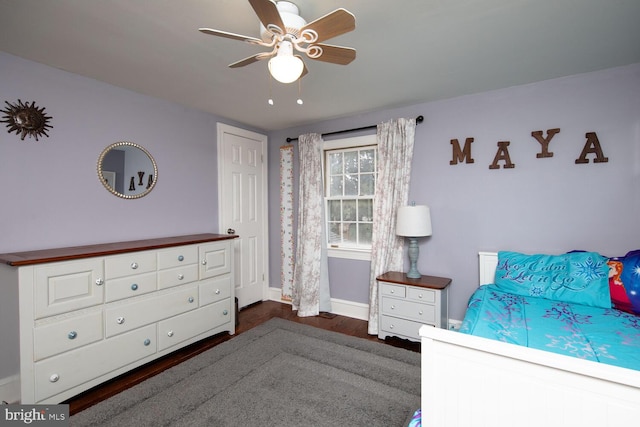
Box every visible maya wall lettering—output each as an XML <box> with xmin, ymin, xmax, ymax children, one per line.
<box><xmin>449</xmin><ymin>129</ymin><xmax>609</xmax><ymax>169</ymax></box>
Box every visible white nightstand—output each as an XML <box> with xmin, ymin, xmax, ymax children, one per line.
<box><xmin>377</xmin><ymin>271</ymin><xmax>451</xmax><ymax>342</ymax></box>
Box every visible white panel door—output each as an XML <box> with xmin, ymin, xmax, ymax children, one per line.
<box><xmin>217</xmin><ymin>123</ymin><xmax>268</xmax><ymax>308</ymax></box>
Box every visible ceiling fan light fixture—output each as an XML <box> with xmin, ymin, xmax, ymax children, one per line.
<box><xmin>268</xmin><ymin>41</ymin><xmax>304</xmax><ymax>83</ymax></box>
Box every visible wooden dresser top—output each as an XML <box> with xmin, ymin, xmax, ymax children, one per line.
<box><xmin>0</xmin><ymin>233</ymin><xmax>236</xmax><ymax>266</ymax></box>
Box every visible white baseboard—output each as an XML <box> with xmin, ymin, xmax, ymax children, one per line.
<box><xmin>0</xmin><ymin>374</ymin><xmax>20</xmax><ymax>404</ymax></box>
<box><xmin>267</xmin><ymin>287</ymin><xmax>369</xmax><ymax>321</ymax></box>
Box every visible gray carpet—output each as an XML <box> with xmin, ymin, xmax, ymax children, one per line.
<box><xmin>71</xmin><ymin>317</ymin><xmax>421</xmax><ymax>427</ymax></box>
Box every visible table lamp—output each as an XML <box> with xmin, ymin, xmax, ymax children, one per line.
<box><xmin>396</xmin><ymin>204</ymin><xmax>432</xmax><ymax>279</ymax></box>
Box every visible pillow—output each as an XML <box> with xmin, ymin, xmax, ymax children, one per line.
<box><xmin>495</xmin><ymin>251</ymin><xmax>611</xmax><ymax>308</ymax></box>
<box><xmin>608</xmin><ymin>250</ymin><xmax>640</xmax><ymax>315</ymax></box>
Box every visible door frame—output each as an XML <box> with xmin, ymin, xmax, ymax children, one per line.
<box><xmin>216</xmin><ymin>122</ymin><xmax>269</xmax><ymax>305</ymax></box>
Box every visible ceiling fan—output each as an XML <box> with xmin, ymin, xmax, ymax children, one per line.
<box><xmin>199</xmin><ymin>0</ymin><xmax>356</xmax><ymax>83</ymax></box>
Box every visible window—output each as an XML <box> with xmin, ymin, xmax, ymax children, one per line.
<box><xmin>323</xmin><ymin>135</ymin><xmax>377</xmax><ymax>260</ymax></box>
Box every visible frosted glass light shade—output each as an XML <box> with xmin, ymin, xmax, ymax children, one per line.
<box><xmin>268</xmin><ymin>54</ymin><xmax>304</xmax><ymax>83</ymax></box>
<box><xmin>396</xmin><ymin>205</ymin><xmax>432</xmax><ymax>237</ymax></box>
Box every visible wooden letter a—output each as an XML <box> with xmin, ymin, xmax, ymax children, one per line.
<box><xmin>489</xmin><ymin>141</ymin><xmax>515</xmax><ymax>169</ymax></box>
<box><xmin>575</xmin><ymin>132</ymin><xmax>609</xmax><ymax>164</ymax></box>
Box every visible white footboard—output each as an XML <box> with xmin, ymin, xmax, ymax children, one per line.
<box><xmin>420</xmin><ymin>326</ymin><xmax>640</xmax><ymax>426</ymax></box>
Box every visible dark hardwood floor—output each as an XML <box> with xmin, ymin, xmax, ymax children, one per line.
<box><xmin>66</xmin><ymin>300</ymin><xmax>419</xmax><ymax>415</ymax></box>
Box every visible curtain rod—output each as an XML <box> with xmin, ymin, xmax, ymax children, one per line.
<box><xmin>285</xmin><ymin>115</ymin><xmax>424</xmax><ymax>143</ymax></box>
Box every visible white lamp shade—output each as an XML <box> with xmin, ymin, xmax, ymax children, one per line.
<box><xmin>396</xmin><ymin>205</ymin><xmax>432</xmax><ymax>237</ymax></box>
<box><xmin>268</xmin><ymin>41</ymin><xmax>304</xmax><ymax>84</ymax></box>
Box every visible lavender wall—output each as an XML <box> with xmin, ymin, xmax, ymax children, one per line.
<box><xmin>267</xmin><ymin>63</ymin><xmax>640</xmax><ymax>320</ymax></box>
<box><xmin>0</xmin><ymin>51</ymin><xmax>262</xmax><ymax>253</ymax></box>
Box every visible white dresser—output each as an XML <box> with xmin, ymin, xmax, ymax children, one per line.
<box><xmin>377</xmin><ymin>271</ymin><xmax>451</xmax><ymax>342</ymax></box>
<box><xmin>0</xmin><ymin>234</ymin><xmax>236</xmax><ymax>404</ymax></box>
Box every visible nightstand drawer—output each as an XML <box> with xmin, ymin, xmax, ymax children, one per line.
<box><xmin>380</xmin><ymin>283</ymin><xmax>406</xmax><ymax>298</ymax></box>
<box><xmin>407</xmin><ymin>287</ymin><xmax>435</xmax><ymax>303</ymax></box>
<box><xmin>379</xmin><ymin>315</ymin><xmax>432</xmax><ymax>340</ymax></box>
<box><xmin>381</xmin><ymin>297</ymin><xmax>436</xmax><ymax>324</ymax></box>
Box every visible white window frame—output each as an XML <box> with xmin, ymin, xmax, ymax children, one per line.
<box><xmin>323</xmin><ymin>134</ymin><xmax>377</xmax><ymax>261</ymax></box>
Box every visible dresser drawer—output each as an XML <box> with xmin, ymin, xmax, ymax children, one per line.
<box><xmin>199</xmin><ymin>275</ymin><xmax>232</xmax><ymax>306</ymax></box>
<box><xmin>158</xmin><ymin>264</ymin><xmax>198</xmax><ymax>290</ymax></box>
<box><xmin>105</xmin><ymin>250</ymin><xmax>156</xmax><ymax>279</ymax></box>
<box><xmin>34</xmin><ymin>310</ymin><xmax>103</xmax><ymax>361</ymax></box>
<box><xmin>379</xmin><ymin>315</ymin><xmax>432</xmax><ymax>340</ymax></box>
<box><xmin>407</xmin><ymin>287</ymin><xmax>436</xmax><ymax>303</ymax></box>
<box><xmin>34</xmin><ymin>324</ymin><xmax>157</xmax><ymax>403</ymax></box>
<box><xmin>380</xmin><ymin>282</ymin><xmax>406</xmax><ymax>298</ymax></box>
<box><xmin>105</xmin><ymin>285</ymin><xmax>199</xmax><ymax>337</ymax></box>
<box><xmin>157</xmin><ymin>246</ymin><xmax>198</xmax><ymax>270</ymax></box>
<box><xmin>105</xmin><ymin>272</ymin><xmax>157</xmax><ymax>302</ymax></box>
<box><xmin>158</xmin><ymin>299</ymin><xmax>231</xmax><ymax>351</ymax></box>
<box><xmin>381</xmin><ymin>297</ymin><xmax>436</xmax><ymax>324</ymax></box>
<box><xmin>34</xmin><ymin>258</ymin><xmax>105</xmax><ymax>318</ymax></box>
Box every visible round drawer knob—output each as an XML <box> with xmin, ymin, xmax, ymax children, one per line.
<box><xmin>390</xmin><ymin>290</ymin><xmax>395</xmax><ymax>294</ymax></box>
<box><xmin>389</xmin><ymin>324</ymin><xmax>395</xmax><ymax>329</ymax></box>
<box><xmin>49</xmin><ymin>374</ymin><xmax>60</xmax><ymax>383</ymax></box>
<box><xmin>188</xmin><ymin>296</ymin><xmax>194</xmax><ymax>303</ymax></box>
<box><xmin>178</xmin><ymin>255</ymin><xmax>184</xmax><ymax>262</ymax></box>
<box><xmin>390</xmin><ymin>305</ymin><xmax>396</xmax><ymax>310</ymax></box>
<box><xmin>116</xmin><ymin>317</ymin><xmax>125</xmax><ymax>325</ymax></box>
<box><xmin>201</xmin><ymin>260</ymin><xmax>207</xmax><ymax>265</ymax></box>
<box><xmin>131</xmin><ymin>283</ymin><xmax>139</xmax><ymax>291</ymax></box>
<box><xmin>167</xmin><ymin>330</ymin><xmax>174</xmax><ymax>337</ymax></box>
<box><xmin>177</xmin><ymin>274</ymin><xmax>184</xmax><ymax>280</ymax></box>
<box><xmin>68</xmin><ymin>331</ymin><xmax>77</xmax><ymax>340</ymax></box>
<box><xmin>215</xmin><ymin>289</ymin><xmax>221</xmax><ymax>295</ymax></box>
<box><xmin>418</xmin><ymin>294</ymin><xmax>423</xmax><ymax>299</ymax></box>
<box><xmin>131</xmin><ymin>262</ymin><xmax>139</xmax><ymax>269</ymax></box>
<box><xmin>223</xmin><ymin>310</ymin><xmax>229</xmax><ymax>316</ymax></box>
<box><xmin>95</xmin><ymin>278</ymin><xmax>104</xmax><ymax>286</ymax></box>
<box><xmin>419</xmin><ymin>310</ymin><xmax>423</xmax><ymax>315</ymax></box>
<box><xmin>144</xmin><ymin>339</ymin><xmax>151</xmax><ymax>346</ymax></box>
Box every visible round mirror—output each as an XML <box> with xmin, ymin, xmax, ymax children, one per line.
<box><xmin>97</xmin><ymin>141</ymin><xmax>158</xmax><ymax>199</ymax></box>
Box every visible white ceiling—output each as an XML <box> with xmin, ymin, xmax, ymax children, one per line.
<box><xmin>1</xmin><ymin>0</ymin><xmax>639</xmax><ymax>131</ymax></box>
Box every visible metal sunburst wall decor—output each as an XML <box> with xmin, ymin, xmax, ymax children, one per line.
<box><xmin>1</xmin><ymin>99</ymin><xmax>53</xmax><ymax>141</ymax></box>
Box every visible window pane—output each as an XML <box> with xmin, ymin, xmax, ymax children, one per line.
<box><xmin>342</xmin><ymin>222</ymin><xmax>357</xmax><ymax>244</ymax></box>
<box><xmin>360</xmin><ymin>173</ymin><xmax>375</xmax><ymax>196</ymax></box>
<box><xmin>358</xmin><ymin>199</ymin><xmax>373</xmax><ymax>221</ymax></box>
<box><xmin>360</xmin><ymin>149</ymin><xmax>375</xmax><ymax>172</ymax></box>
<box><xmin>330</xmin><ymin>176</ymin><xmax>343</xmax><ymax>196</ymax></box>
<box><xmin>329</xmin><ymin>152</ymin><xmax>342</xmax><ymax>175</ymax></box>
<box><xmin>344</xmin><ymin>151</ymin><xmax>358</xmax><ymax>173</ymax></box>
<box><xmin>359</xmin><ymin>223</ymin><xmax>373</xmax><ymax>245</ymax></box>
<box><xmin>343</xmin><ymin>200</ymin><xmax>356</xmax><ymax>221</ymax></box>
<box><xmin>328</xmin><ymin>223</ymin><xmax>341</xmax><ymax>244</ymax></box>
<box><xmin>328</xmin><ymin>200</ymin><xmax>341</xmax><ymax>221</ymax></box>
<box><xmin>344</xmin><ymin>174</ymin><xmax>358</xmax><ymax>196</ymax></box>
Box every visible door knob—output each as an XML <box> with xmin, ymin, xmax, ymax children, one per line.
<box><xmin>227</xmin><ymin>228</ymin><xmax>236</xmax><ymax>234</ymax></box>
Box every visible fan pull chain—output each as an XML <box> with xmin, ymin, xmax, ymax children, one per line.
<box><xmin>268</xmin><ymin>74</ymin><xmax>274</xmax><ymax>106</ymax></box>
<box><xmin>297</xmin><ymin>78</ymin><xmax>303</xmax><ymax>105</ymax></box>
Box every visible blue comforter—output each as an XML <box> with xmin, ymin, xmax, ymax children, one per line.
<box><xmin>460</xmin><ymin>285</ymin><xmax>640</xmax><ymax>371</ymax></box>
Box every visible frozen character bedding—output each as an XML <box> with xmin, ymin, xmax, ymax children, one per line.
<box><xmin>460</xmin><ymin>251</ymin><xmax>640</xmax><ymax>371</ymax></box>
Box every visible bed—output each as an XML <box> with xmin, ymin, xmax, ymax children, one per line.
<box><xmin>418</xmin><ymin>250</ymin><xmax>640</xmax><ymax>427</ymax></box>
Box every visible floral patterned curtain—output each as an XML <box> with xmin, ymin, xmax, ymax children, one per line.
<box><xmin>292</xmin><ymin>133</ymin><xmax>332</xmax><ymax>317</ymax></box>
<box><xmin>368</xmin><ymin>118</ymin><xmax>417</xmax><ymax>334</ymax></box>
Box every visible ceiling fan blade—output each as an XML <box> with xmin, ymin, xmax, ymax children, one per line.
<box><xmin>249</xmin><ymin>0</ymin><xmax>286</xmax><ymax>36</ymax></box>
<box><xmin>308</xmin><ymin>44</ymin><xmax>356</xmax><ymax>65</ymax></box>
<box><xmin>229</xmin><ymin>52</ymin><xmax>274</xmax><ymax>68</ymax></box>
<box><xmin>199</xmin><ymin>28</ymin><xmax>263</xmax><ymax>45</ymax></box>
<box><xmin>300</xmin><ymin>8</ymin><xmax>355</xmax><ymax>44</ymax></box>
